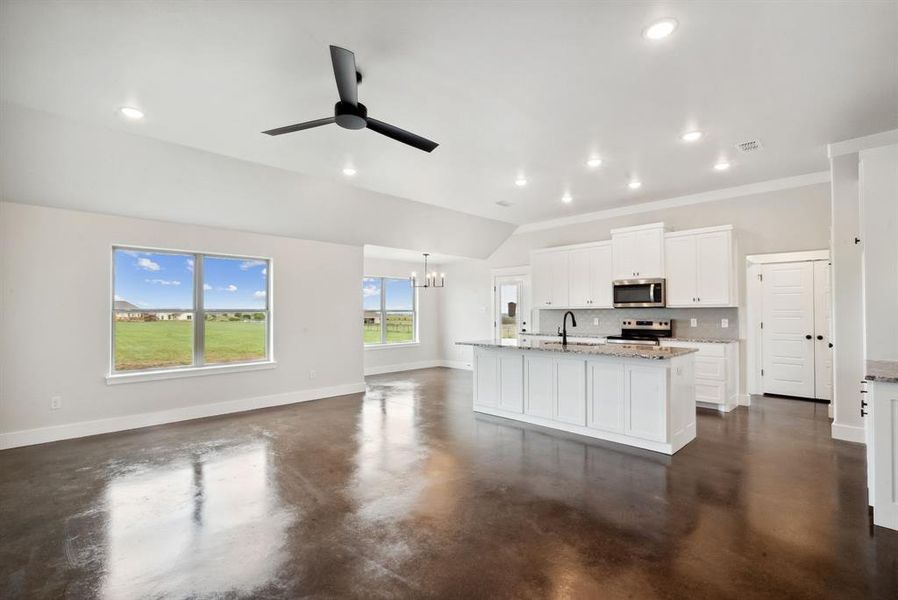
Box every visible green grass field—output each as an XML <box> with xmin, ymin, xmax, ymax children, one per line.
<box><xmin>364</xmin><ymin>314</ymin><xmax>414</xmax><ymax>344</ymax></box>
<box><xmin>114</xmin><ymin>320</ymin><xmax>266</xmax><ymax>371</ymax></box>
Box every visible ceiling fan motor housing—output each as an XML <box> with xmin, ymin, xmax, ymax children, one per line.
<box><xmin>335</xmin><ymin>101</ymin><xmax>367</xmax><ymax>130</ymax></box>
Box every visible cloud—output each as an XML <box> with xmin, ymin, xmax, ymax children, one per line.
<box><xmin>145</xmin><ymin>279</ymin><xmax>181</xmax><ymax>286</ymax></box>
<box><xmin>363</xmin><ymin>284</ymin><xmax>379</xmax><ymax>298</ymax></box>
<box><xmin>253</xmin><ymin>290</ymin><xmax>267</xmax><ymax>298</ymax></box>
<box><xmin>114</xmin><ymin>294</ymin><xmax>124</xmax><ymax>301</ymax></box>
<box><xmin>203</xmin><ymin>283</ymin><xmax>212</xmax><ymax>291</ymax></box>
<box><xmin>136</xmin><ymin>257</ymin><xmax>161</xmax><ymax>272</ymax></box>
<box><xmin>240</xmin><ymin>260</ymin><xmax>266</xmax><ymax>271</ymax></box>
<box><xmin>262</xmin><ymin>267</ymin><xmax>267</xmax><ymax>275</ymax></box>
<box><xmin>186</xmin><ymin>258</ymin><xmax>194</xmax><ymax>272</ymax></box>
<box><xmin>218</xmin><ymin>284</ymin><xmax>237</xmax><ymax>292</ymax></box>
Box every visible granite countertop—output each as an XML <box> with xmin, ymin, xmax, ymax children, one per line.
<box><xmin>523</xmin><ymin>332</ymin><xmax>736</xmax><ymax>344</ymax></box>
<box><xmin>457</xmin><ymin>339</ymin><xmax>698</xmax><ymax>360</ymax></box>
<box><xmin>865</xmin><ymin>360</ymin><xmax>898</xmax><ymax>383</ymax></box>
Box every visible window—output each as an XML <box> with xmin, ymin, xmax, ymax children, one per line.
<box><xmin>363</xmin><ymin>277</ymin><xmax>416</xmax><ymax>345</ymax></box>
<box><xmin>112</xmin><ymin>248</ymin><xmax>270</xmax><ymax>373</ymax></box>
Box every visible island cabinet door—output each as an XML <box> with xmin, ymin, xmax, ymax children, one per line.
<box><xmin>497</xmin><ymin>354</ymin><xmax>524</xmax><ymax>413</ymax></box>
<box><xmin>587</xmin><ymin>361</ymin><xmax>625</xmax><ymax>433</ymax></box>
<box><xmin>474</xmin><ymin>350</ymin><xmax>500</xmax><ymax>408</ymax></box>
<box><xmin>625</xmin><ymin>365</ymin><xmax>668</xmax><ymax>442</ymax></box>
<box><xmin>524</xmin><ymin>355</ymin><xmax>555</xmax><ymax>419</ymax></box>
<box><xmin>554</xmin><ymin>359</ymin><xmax>587</xmax><ymax>426</ymax></box>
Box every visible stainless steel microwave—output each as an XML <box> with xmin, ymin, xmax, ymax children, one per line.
<box><xmin>612</xmin><ymin>278</ymin><xmax>666</xmax><ymax>308</ymax></box>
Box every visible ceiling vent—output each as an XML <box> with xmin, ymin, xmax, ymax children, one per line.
<box><xmin>495</xmin><ymin>200</ymin><xmax>514</xmax><ymax>207</ymax></box>
<box><xmin>735</xmin><ymin>139</ymin><xmax>763</xmax><ymax>154</ymax></box>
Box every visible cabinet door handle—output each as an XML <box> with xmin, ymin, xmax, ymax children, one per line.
<box><xmin>805</xmin><ymin>334</ymin><xmax>812</xmax><ymax>340</ymax></box>
<box><xmin>816</xmin><ymin>335</ymin><xmax>823</xmax><ymax>340</ymax></box>
<box><xmin>861</xmin><ymin>409</ymin><xmax>868</xmax><ymax>417</ymax></box>
<box><xmin>828</xmin><ymin>343</ymin><xmax>833</xmax><ymax>348</ymax></box>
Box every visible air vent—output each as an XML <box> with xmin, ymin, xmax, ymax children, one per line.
<box><xmin>495</xmin><ymin>200</ymin><xmax>514</xmax><ymax>207</ymax></box>
<box><xmin>735</xmin><ymin>139</ymin><xmax>763</xmax><ymax>153</ymax></box>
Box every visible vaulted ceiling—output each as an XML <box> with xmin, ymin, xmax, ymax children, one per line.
<box><xmin>1</xmin><ymin>1</ymin><xmax>896</xmax><ymax>226</ymax></box>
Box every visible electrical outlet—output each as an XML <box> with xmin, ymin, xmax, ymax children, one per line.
<box><xmin>690</xmin><ymin>318</ymin><xmax>698</xmax><ymax>327</ymax></box>
<box><xmin>308</xmin><ymin>370</ymin><xmax>317</xmax><ymax>380</ymax></box>
<box><xmin>593</xmin><ymin>318</ymin><xmax>599</xmax><ymax>326</ymax></box>
<box><xmin>721</xmin><ymin>318</ymin><xmax>729</xmax><ymax>328</ymax></box>
<box><xmin>50</xmin><ymin>396</ymin><xmax>62</xmax><ymax>410</ymax></box>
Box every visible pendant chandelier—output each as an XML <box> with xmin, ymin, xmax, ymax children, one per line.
<box><xmin>410</xmin><ymin>253</ymin><xmax>445</xmax><ymax>288</ymax></box>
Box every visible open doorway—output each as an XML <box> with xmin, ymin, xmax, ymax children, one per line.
<box><xmin>492</xmin><ymin>269</ymin><xmax>530</xmax><ymax>340</ymax></box>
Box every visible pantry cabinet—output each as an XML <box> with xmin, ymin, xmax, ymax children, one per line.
<box><xmin>664</xmin><ymin>225</ymin><xmax>736</xmax><ymax>307</ymax></box>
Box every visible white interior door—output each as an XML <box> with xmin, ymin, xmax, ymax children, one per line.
<box><xmin>762</xmin><ymin>262</ymin><xmax>816</xmax><ymax>398</ymax></box>
<box><xmin>813</xmin><ymin>261</ymin><xmax>833</xmax><ymax>401</ymax></box>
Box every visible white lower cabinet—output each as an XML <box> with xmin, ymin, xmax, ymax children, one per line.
<box><xmin>473</xmin><ymin>347</ymin><xmax>697</xmax><ymax>454</ymax></box>
<box><xmin>586</xmin><ymin>361</ymin><xmax>625</xmax><ymax>433</ymax></box>
<box><xmin>660</xmin><ymin>340</ymin><xmax>739</xmax><ymax>411</ymax></box>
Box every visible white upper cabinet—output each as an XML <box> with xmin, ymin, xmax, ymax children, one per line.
<box><xmin>664</xmin><ymin>225</ymin><xmax>736</xmax><ymax>307</ymax></box>
<box><xmin>531</xmin><ymin>250</ymin><xmax>569</xmax><ymax>308</ymax></box>
<box><xmin>568</xmin><ymin>242</ymin><xmax>613</xmax><ymax>308</ymax></box>
<box><xmin>611</xmin><ymin>223</ymin><xmax>665</xmax><ymax>280</ymax></box>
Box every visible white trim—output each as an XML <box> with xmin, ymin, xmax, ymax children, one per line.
<box><xmin>665</xmin><ymin>224</ymin><xmax>734</xmax><ymax>239</ymax></box>
<box><xmin>364</xmin><ymin>342</ymin><xmax>420</xmax><ymax>351</ymax></box>
<box><xmin>490</xmin><ymin>265</ymin><xmax>531</xmax><ymax>277</ymax></box>
<box><xmin>831</xmin><ymin>422</ymin><xmax>866</xmax><ymax>444</ymax></box>
<box><xmin>745</xmin><ymin>250</ymin><xmax>830</xmax><ymax>264</ymax></box>
<box><xmin>106</xmin><ymin>360</ymin><xmax>277</xmax><ymax>385</ymax></box>
<box><xmin>442</xmin><ymin>360</ymin><xmax>473</xmax><ymax>370</ymax></box>
<box><xmin>827</xmin><ymin>129</ymin><xmax>898</xmax><ymax>158</ymax></box>
<box><xmin>530</xmin><ymin>239</ymin><xmax>612</xmax><ymax>254</ymax></box>
<box><xmin>0</xmin><ymin>381</ymin><xmax>367</xmax><ymax>450</ymax></box>
<box><xmin>364</xmin><ymin>360</ymin><xmax>443</xmax><ymax>376</ymax></box>
<box><xmin>610</xmin><ymin>221</ymin><xmax>665</xmax><ymax>235</ymax></box>
<box><xmin>514</xmin><ymin>172</ymin><xmax>831</xmax><ymax>234</ymax></box>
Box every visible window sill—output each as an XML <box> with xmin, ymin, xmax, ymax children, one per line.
<box><xmin>106</xmin><ymin>360</ymin><xmax>277</xmax><ymax>385</ymax></box>
<box><xmin>364</xmin><ymin>342</ymin><xmax>420</xmax><ymax>351</ymax></box>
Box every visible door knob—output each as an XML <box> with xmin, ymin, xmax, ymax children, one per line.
<box><xmin>805</xmin><ymin>334</ymin><xmax>812</xmax><ymax>340</ymax></box>
<box><xmin>816</xmin><ymin>335</ymin><xmax>823</xmax><ymax>340</ymax></box>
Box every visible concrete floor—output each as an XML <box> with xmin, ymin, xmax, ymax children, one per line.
<box><xmin>1</xmin><ymin>367</ymin><xmax>896</xmax><ymax>599</ymax></box>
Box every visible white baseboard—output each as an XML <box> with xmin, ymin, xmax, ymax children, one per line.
<box><xmin>0</xmin><ymin>381</ymin><xmax>367</xmax><ymax>450</ymax></box>
<box><xmin>364</xmin><ymin>360</ymin><xmax>444</xmax><ymax>376</ymax></box>
<box><xmin>738</xmin><ymin>394</ymin><xmax>752</xmax><ymax>407</ymax></box>
<box><xmin>832</xmin><ymin>422</ymin><xmax>866</xmax><ymax>444</ymax></box>
<box><xmin>442</xmin><ymin>360</ymin><xmax>472</xmax><ymax>371</ymax></box>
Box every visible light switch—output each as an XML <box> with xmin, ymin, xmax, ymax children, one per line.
<box><xmin>593</xmin><ymin>318</ymin><xmax>599</xmax><ymax>326</ymax></box>
<box><xmin>721</xmin><ymin>318</ymin><xmax>729</xmax><ymax>328</ymax></box>
<box><xmin>690</xmin><ymin>318</ymin><xmax>697</xmax><ymax>327</ymax></box>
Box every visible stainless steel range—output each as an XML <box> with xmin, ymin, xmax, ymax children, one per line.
<box><xmin>605</xmin><ymin>319</ymin><xmax>672</xmax><ymax>346</ymax></box>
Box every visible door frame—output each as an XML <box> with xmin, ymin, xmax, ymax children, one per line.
<box><xmin>491</xmin><ymin>266</ymin><xmax>531</xmax><ymax>339</ymax></box>
<box><xmin>745</xmin><ymin>250</ymin><xmax>830</xmax><ymax>408</ymax></box>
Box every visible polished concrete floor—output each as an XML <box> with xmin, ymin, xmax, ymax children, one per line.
<box><xmin>1</xmin><ymin>367</ymin><xmax>896</xmax><ymax>599</ymax></box>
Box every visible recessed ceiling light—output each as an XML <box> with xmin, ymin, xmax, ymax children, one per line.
<box><xmin>586</xmin><ymin>157</ymin><xmax>603</xmax><ymax>168</ymax></box>
<box><xmin>342</xmin><ymin>167</ymin><xmax>357</xmax><ymax>176</ymax></box>
<box><xmin>681</xmin><ymin>130</ymin><xmax>703</xmax><ymax>142</ymax></box>
<box><xmin>515</xmin><ymin>177</ymin><xmax>528</xmax><ymax>187</ymax></box>
<box><xmin>643</xmin><ymin>18</ymin><xmax>678</xmax><ymax>40</ymax></box>
<box><xmin>562</xmin><ymin>193</ymin><xmax>573</xmax><ymax>204</ymax></box>
<box><xmin>118</xmin><ymin>106</ymin><xmax>144</xmax><ymax>120</ymax></box>
<box><xmin>713</xmin><ymin>161</ymin><xmax>731</xmax><ymax>171</ymax></box>
<box><xmin>628</xmin><ymin>180</ymin><xmax>642</xmax><ymax>190</ymax></box>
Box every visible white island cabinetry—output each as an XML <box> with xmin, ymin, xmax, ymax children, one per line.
<box><xmin>466</xmin><ymin>341</ymin><xmax>697</xmax><ymax>455</ymax></box>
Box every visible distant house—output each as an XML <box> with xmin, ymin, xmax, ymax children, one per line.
<box><xmin>114</xmin><ymin>300</ymin><xmax>191</xmax><ymax>321</ymax></box>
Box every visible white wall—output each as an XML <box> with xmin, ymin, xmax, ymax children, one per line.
<box><xmin>830</xmin><ymin>155</ymin><xmax>866</xmax><ymax>442</ymax></box>
<box><xmin>0</xmin><ymin>202</ymin><xmax>365</xmax><ymax>446</ymax></box>
<box><xmin>439</xmin><ymin>260</ymin><xmax>494</xmax><ymax>369</ymax></box>
<box><xmin>362</xmin><ymin>257</ymin><xmax>443</xmax><ymax>375</ymax></box>
<box><xmin>860</xmin><ymin>144</ymin><xmax>898</xmax><ymax>361</ymax></box>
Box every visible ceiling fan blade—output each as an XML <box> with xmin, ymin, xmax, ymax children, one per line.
<box><xmin>330</xmin><ymin>45</ymin><xmax>359</xmax><ymax>105</ymax></box>
<box><xmin>261</xmin><ymin>117</ymin><xmax>335</xmax><ymax>136</ymax></box>
<box><xmin>366</xmin><ymin>117</ymin><xmax>439</xmax><ymax>153</ymax></box>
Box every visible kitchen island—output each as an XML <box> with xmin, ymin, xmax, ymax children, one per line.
<box><xmin>457</xmin><ymin>339</ymin><xmax>698</xmax><ymax>455</ymax></box>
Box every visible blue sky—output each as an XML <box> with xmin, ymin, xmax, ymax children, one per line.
<box><xmin>114</xmin><ymin>250</ymin><xmax>268</xmax><ymax>310</ymax></box>
<box><xmin>363</xmin><ymin>277</ymin><xmax>413</xmax><ymax>311</ymax></box>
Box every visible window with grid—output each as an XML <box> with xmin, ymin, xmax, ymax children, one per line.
<box><xmin>363</xmin><ymin>277</ymin><xmax>416</xmax><ymax>345</ymax></box>
<box><xmin>112</xmin><ymin>248</ymin><xmax>270</xmax><ymax>372</ymax></box>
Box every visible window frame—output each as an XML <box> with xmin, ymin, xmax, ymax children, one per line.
<box><xmin>363</xmin><ymin>276</ymin><xmax>418</xmax><ymax>347</ymax></box>
<box><xmin>109</xmin><ymin>245</ymin><xmax>273</xmax><ymax>380</ymax></box>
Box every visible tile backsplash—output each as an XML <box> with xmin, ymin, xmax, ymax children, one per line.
<box><xmin>536</xmin><ymin>307</ymin><xmax>739</xmax><ymax>341</ymax></box>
